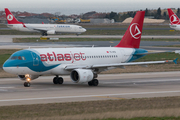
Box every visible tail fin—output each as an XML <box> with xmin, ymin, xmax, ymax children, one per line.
<box><xmin>115</xmin><ymin>11</ymin><xmax>145</xmax><ymax>48</ymax></box>
<box><xmin>4</xmin><ymin>8</ymin><xmax>22</xmax><ymax>24</ymax></box>
<box><xmin>167</xmin><ymin>8</ymin><xmax>180</xmax><ymax>25</ymax></box>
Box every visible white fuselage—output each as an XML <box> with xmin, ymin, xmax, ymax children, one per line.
<box><xmin>169</xmin><ymin>24</ymin><xmax>180</xmax><ymax>31</ymax></box>
<box><xmin>7</xmin><ymin>24</ymin><xmax>86</xmax><ymax>34</ymax></box>
<box><xmin>3</xmin><ymin>47</ymin><xmax>137</xmax><ymax>76</ymax></box>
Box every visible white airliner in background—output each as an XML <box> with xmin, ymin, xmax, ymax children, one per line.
<box><xmin>3</xmin><ymin>11</ymin><xmax>176</xmax><ymax>87</ymax></box>
<box><xmin>5</xmin><ymin>8</ymin><xmax>86</xmax><ymax>36</ymax></box>
<box><xmin>167</xmin><ymin>8</ymin><xmax>180</xmax><ymax>31</ymax></box>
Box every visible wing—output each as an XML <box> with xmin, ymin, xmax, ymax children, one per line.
<box><xmin>65</xmin><ymin>59</ymin><xmax>177</xmax><ymax>70</ymax></box>
<box><xmin>134</xmin><ymin>51</ymin><xmax>173</xmax><ymax>55</ymax></box>
<box><xmin>23</xmin><ymin>24</ymin><xmax>48</xmax><ymax>32</ymax></box>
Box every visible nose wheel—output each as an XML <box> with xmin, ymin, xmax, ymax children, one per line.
<box><xmin>24</xmin><ymin>82</ymin><xmax>31</xmax><ymax>87</ymax></box>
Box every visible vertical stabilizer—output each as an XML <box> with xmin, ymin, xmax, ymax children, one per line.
<box><xmin>115</xmin><ymin>11</ymin><xmax>145</xmax><ymax>48</ymax></box>
<box><xmin>167</xmin><ymin>8</ymin><xmax>180</xmax><ymax>25</ymax></box>
<box><xmin>5</xmin><ymin>8</ymin><xmax>22</xmax><ymax>24</ymax></box>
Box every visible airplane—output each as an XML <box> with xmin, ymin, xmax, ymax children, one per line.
<box><xmin>3</xmin><ymin>11</ymin><xmax>177</xmax><ymax>87</ymax></box>
<box><xmin>4</xmin><ymin>8</ymin><xmax>86</xmax><ymax>36</ymax></box>
<box><xmin>167</xmin><ymin>8</ymin><xmax>180</xmax><ymax>31</ymax></box>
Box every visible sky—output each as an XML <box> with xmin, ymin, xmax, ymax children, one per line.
<box><xmin>1</xmin><ymin>0</ymin><xmax>180</xmax><ymax>15</ymax></box>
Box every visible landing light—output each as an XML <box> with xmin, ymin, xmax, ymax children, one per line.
<box><xmin>27</xmin><ymin>78</ymin><xmax>31</xmax><ymax>82</ymax></box>
<box><xmin>25</xmin><ymin>74</ymin><xmax>30</xmax><ymax>78</ymax></box>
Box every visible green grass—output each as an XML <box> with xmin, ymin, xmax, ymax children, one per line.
<box><xmin>136</xmin><ymin>52</ymin><xmax>180</xmax><ymax>62</ymax></box>
<box><xmin>0</xmin><ymin>49</ymin><xmax>20</xmax><ymax>67</ymax></box>
<box><xmin>94</xmin><ymin>117</ymin><xmax>180</xmax><ymax>120</ymax></box>
<box><xmin>13</xmin><ymin>37</ymin><xmax>180</xmax><ymax>43</ymax></box>
<box><xmin>1</xmin><ymin>97</ymin><xmax>180</xmax><ymax>120</ymax></box>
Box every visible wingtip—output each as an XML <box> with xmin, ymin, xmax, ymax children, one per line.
<box><xmin>173</xmin><ymin>58</ymin><xmax>178</xmax><ymax>64</ymax></box>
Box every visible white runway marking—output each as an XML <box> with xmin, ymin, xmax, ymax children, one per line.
<box><xmin>0</xmin><ymin>90</ymin><xmax>180</xmax><ymax>102</ymax></box>
<box><xmin>102</xmin><ymin>78</ymin><xmax>180</xmax><ymax>84</ymax></box>
<box><xmin>0</xmin><ymin>89</ymin><xmax>8</xmax><ymax>91</ymax></box>
<box><xmin>0</xmin><ymin>87</ymin><xmax>14</xmax><ymax>89</ymax></box>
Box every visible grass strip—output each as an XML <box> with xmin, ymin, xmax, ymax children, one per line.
<box><xmin>13</xmin><ymin>37</ymin><xmax>180</xmax><ymax>43</ymax></box>
<box><xmin>1</xmin><ymin>97</ymin><xmax>180</xmax><ymax>120</ymax></box>
<box><xmin>1</xmin><ymin>28</ymin><xmax>180</xmax><ymax>35</ymax></box>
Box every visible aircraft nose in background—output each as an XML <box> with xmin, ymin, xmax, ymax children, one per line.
<box><xmin>83</xmin><ymin>28</ymin><xmax>86</xmax><ymax>32</ymax></box>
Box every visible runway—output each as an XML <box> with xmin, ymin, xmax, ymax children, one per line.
<box><xmin>0</xmin><ymin>71</ymin><xmax>180</xmax><ymax>106</ymax></box>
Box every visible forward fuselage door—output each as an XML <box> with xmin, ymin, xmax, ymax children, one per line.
<box><xmin>31</xmin><ymin>52</ymin><xmax>39</xmax><ymax>66</ymax></box>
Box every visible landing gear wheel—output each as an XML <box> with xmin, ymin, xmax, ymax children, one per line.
<box><xmin>42</xmin><ymin>32</ymin><xmax>48</xmax><ymax>36</ymax></box>
<box><xmin>57</xmin><ymin>77</ymin><xmax>64</xmax><ymax>84</ymax></box>
<box><xmin>53</xmin><ymin>77</ymin><xmax>58</xmax><ymax>84</ymax></box>
<box><xmin>88</xmin><ymin>81</ymin><xmax>93</xmax><ymax>86</ymax></box>
<box><xmin>24</xmin><ymin>82</ymin><xmax>30</xmax><ymax>87</ymax></box>
<box><xmin>88</xmin><ymin>79</ymin><xmax>99</xmax><ymax>86</ymax></box>
<box><xmin>92</xmin><ymin>79</ymin><xmax>99</xmax><ymax>86</ymax></box>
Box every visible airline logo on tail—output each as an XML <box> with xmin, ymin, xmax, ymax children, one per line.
<box><xmin>167</xmin><ymin>8</ymin><xmax>180</xmax><ymax>25</ymax></box>
<box><xmin>130</xmin><ymin>23</ymin><xmax>141</xmax><ymax>39</ymax></box>
<box><xmin>170</xmin><ymin>15</ymin><xmax>179</xmax><ymax>24</ymax></box>
<box><xmin>7</xmin><ymin>14</ymin><xmax>13</xmax><ymax>21</ymax></box>
<box><xmin>114</xmin><ymin>11</ymin><xmax>145</xmax><ymax>48</ymax></box>
<box><xmin>5</xmin><ymin>8</ymin><xmax>22</xmax><ymax>24</ymax></box>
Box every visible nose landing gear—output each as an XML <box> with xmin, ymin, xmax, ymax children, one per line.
<box><xmin>24</xmin><ymin>78</ymin><xmax>31</xmax><ymax>87</ymax></box>
<box><xmin>24</xmin><ymin>82</ymin><xmax>31</xmax><ymax>87</ymax></box>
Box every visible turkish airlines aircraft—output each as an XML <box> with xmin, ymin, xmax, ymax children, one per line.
<box><xmin>5</xmin><ymin>8</ymin><xmax>86</xmax><ymax>36</ymax></box>
<box><xmin>167</xmin><ymin>8</ymin><xmax>180</xmax><ymax>30</ymax></box>
<box><xmin>3</xmin><ymin>11</ymin><xmax>176</xmax><ymax>87</ymax></box>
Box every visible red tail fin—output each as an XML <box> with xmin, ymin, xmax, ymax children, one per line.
<box><xmin>167</xmin><ymin>8</ymin><xmax>180</xmax><ymax>25</ymax></box>
<box><xmin>115</xmin><ymin>11</ymin><xmax>145</xmax><ymax>48</ymax></box>
<box><xmin>4</xmin><ymin>8</ymin><xmax>22</xmax><ymax>24</ymax></box>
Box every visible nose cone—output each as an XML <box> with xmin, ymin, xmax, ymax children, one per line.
<box><xmin>82</xmin><ymin>28</ymin><xmax>86</xmax><ymax>32</ymax></box>
<box><xmin>3</xmin><ymin>60</ymin><xmax>10</xmax><ymax>71</ymax></box>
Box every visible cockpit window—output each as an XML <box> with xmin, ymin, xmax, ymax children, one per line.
<box><xmin>79</xmin><ymin>27</ymin><xmax>82</xmax><ymax>29</ymax></box>
<box><xmin>18</xmin><ymin>56</ymin><xmax>22</xmax><ymax>60</ymax></box>
<box><xmin>10</xmin><ymin>56</ymin><xmax>17</xmax><ymax>60</ymax></box>
<box><xmin>10</xmin><ymin>56</ymin><xmax>26</xmax><ymax>60</ymax></box>
<box><xmin>22</xmin><ymin>56</ymin><xmax>26</xmax><ymax>60</ymax></box>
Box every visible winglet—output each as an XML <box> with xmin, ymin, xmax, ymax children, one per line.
<box><xmin>173</xmin><ymin>58</ymin><xmax>178</xmax><ymax>64</ymax></box>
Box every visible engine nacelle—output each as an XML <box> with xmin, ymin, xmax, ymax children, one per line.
<box><xmin>47</xmin><ymin>30</ymin><xmax>56</xmax><ymax>34</ymax></box>
<box><xmin>18</xmin><ymin>75</ymin><xmax>39</xmax><ymax>81</ymax></box>
<box><xmin>70</xmin><ymin>69</ymin><xmax>94</xmax><ymax>83</ymax></box>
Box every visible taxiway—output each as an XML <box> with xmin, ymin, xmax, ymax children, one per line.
<box><xmin>0</xmin><ymin>71</ymin><xmax>180</xmax><ymax>106</ymax></box>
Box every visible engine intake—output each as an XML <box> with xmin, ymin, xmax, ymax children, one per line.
<box><xmin>70</xmin><ymin>69</ymin><xmax>94</xmax><ymax>83</ymax></box>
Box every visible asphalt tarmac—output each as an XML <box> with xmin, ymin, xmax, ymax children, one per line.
<box><xmin>0</xmin><ymin>72</ymin><xmax>180</xmax><ymax>106</ymax></box>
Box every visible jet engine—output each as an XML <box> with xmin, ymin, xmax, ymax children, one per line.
<box><xmin>70</xmin><ymin>69</ymin><xmax>94</xmax><ymax>83</ymax></box>
<box><xmin>18</xmin><ymin>75</ymin><xmax>39</xmax><ymax>81</ymax></box>
<box><xmin>47</xmin><ymin>30</ymin><xmax>56</xmax><ymax>34</ymax></box>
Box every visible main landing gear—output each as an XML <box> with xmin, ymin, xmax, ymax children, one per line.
<box><xmin>53</xmin><ymin>76</ymin><xmax>64</xmax><ymax>84</ymax></box>
<box><xmin>88</xmin><ymin>79</ymin><xmax>99</xmax><ymax>86</ymax></box>
<box><xmin>42</xmin><ymin>32</ymin><xmax>48</xmax><ymax>36</ymax></box>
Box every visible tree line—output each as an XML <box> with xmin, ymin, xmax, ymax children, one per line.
<box><xmin>105</xmin><ymin>7</ymin><xmax>180</xmax><ymax>22</ymax></box>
